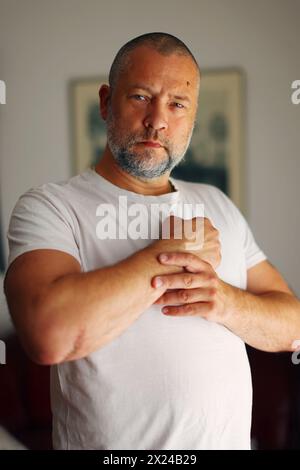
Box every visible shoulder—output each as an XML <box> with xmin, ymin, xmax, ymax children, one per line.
<box><xmin>14</xmin><ymin>170</ymin><xmax>90</xmax><ymax>213</ymax></box>
<box><xmin>7</xmin><ymin>174</ymin><xmax>86</xmax><ymax>269</ymax></box>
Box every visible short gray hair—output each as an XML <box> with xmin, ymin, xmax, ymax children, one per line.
<box><xmin>108</xmin><ymin>32</ymin><xmax>200</xmax><ymax>90</ymax></box>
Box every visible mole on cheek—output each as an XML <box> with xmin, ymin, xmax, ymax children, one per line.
<box><xmin>186</xmin><ymin>81</ymin><xmax>190</xmax><ymax>86</ymax></box>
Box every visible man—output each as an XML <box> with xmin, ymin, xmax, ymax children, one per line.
<box><xmin>4</xmin><ymin>32</ymin><xmax>300</xmax><ymax>450</ymax></box>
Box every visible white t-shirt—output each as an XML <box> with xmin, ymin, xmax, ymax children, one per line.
<box><xmin>6</xmin><ymin>168</ymin><xmax>266</xmax><ymax>450</ymax></box>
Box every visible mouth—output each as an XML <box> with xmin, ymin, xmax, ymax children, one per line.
<box><xmin>138</xmin><ymin>141</ymin><xmax>163</xmax><ymax>148</ymax></box>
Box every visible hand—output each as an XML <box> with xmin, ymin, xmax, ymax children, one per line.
<box><xmin>152</xmin><ymin>251</ymin><xmax>228</xmax><ymax>323</ymax></box>
<box><xmin>152</xmin><ymin>216</ymin><xmax>221</xmax><ymax>270</ymax></box>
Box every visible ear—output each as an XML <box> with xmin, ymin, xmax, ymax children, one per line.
<box><xmin>99</xmin><ymin>84</ymin><xmax>111</xmax><ymax>120</ymax></box>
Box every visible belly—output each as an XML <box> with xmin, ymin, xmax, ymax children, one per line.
<box><xmin>54</xmin><ymin>306</ymin><xmax>252</xmax><ymax>449</ymax></box>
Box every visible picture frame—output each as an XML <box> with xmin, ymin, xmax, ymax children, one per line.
<box><xmin>0</xmin><ymin>244</ymin><xmax>4</xmax><ymax>272</ymax></box>
<box><xmin>70</xmin><ymin>76</ymin><xmax>108</xmax><ymax>176</ymax></box>
<box><xmin>70</xmin><ymin>69</ymin><xmax>245</xmax><ymax>210</ymax></box>
<box><xmin>0</xmin><ymin>214</ymin><xmax>5</xmax><ymax>272</ymax></box>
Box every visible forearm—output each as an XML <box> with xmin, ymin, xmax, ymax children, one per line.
<box><xmin>38</xmin><ymin>244</ymin><xmax>183</xmax><ymax>364</ymax></box>
<box><xmin>221</xmin><ymin>282</ymin><xmax>300</xmax><ymax>352</ymax></box>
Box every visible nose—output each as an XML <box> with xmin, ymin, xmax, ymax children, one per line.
<box><xmin>143</xmin><ymin>101</ymin><xmax>168</xmax><ymax>132</ymax></box>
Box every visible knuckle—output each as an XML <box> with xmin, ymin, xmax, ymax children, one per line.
<box><xmin>179</xmin><ymin>290</ymin><xmax>189</xmax><ymax>302</ymax></box>
<box><xmin>187</xmin><ymin>253</ymin><xmax>196</xmax><ymax>264</ymax></box>
<box><xmin>183</xmin><ymin>275</ymin><xmax>193</xmax><ymax>287</ymax></box>
<box><xmin>205</xmin><ymin>218</ymin><xmax>214</xmax><ymax>230</ymax></box>
<box><xmin>208</xmin><ymin>302</ymin><xmax>216</xmax><ymax>314</ymax></box>
<box><xmin>208</xmin><ymin>287</ymin><xmax>217</xmax><ymax>299</ymax></box>
<box><xmin>205</xmin><ymin>272</ymin><xmax>217</xmax><ymax>285</ymax></box>
<box><xmin>183</xmin><ymin>304</ymin><xmax>193</xmax><ymax>314</ymax></box>
<box><xmin>210</xmin><ymin>277</ymin><xmax>218</xmax><ymax>288</ymax></box>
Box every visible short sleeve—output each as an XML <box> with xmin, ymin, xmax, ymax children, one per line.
<box><xmin>212</xmin><ymin>187</ymin><xmax>267</xmax><ymax>270</ymax></box>
<box><xmin>240</xmin><ymin>215</ymin><xmax>267</xmax><ymax>270</ymax></box>
<box><xmin>6</xmin><ymin>187</ymin><xmax>81</xmax><ymax>270</ymax></box>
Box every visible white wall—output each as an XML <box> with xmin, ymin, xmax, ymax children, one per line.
<box><xmin>0</xmin><ymin>0</ymin><xmax>299</xmax><ymax>313</ymax></box>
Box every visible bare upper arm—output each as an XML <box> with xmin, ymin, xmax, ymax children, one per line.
<box><xmin>247</xmin><ymin>260</ymin><xmax>293</xmax><ymax>296</ymax></box>
<box><xmin>4</xmin><ymin>249</ymin><xmax>81</xmax><ymax>355</ymax></box>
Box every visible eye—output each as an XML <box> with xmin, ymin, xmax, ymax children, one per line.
<box><xmin>172</xmin><ymin>102</ymin><xmax>185</xmax><ymax>109</ymax></box>
<box><xmin>131</xmin><ymin>94</ymin><xmax>148</xmax><ymax>102</ymax></box>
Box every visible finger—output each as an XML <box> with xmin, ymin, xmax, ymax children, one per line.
<box><xmin>152</xmin><ymin>271</ymin><xmax>215</xmax><ymax>290</ymax></box>
<box><xmin>162</xmin><ymin>301</ymin><xmax>213</xmax><ymax>317</ymax></box>
<box><xmin>203</xmin><ymin>218</ymin><xmax>219</xmax><ymax>238</ymax></box>
<box><xmin>155</xmin><ymin>287</ymin><xmax>216</xmax><ymax>305</ymax></box>
<box><xmin>157</xmin><ymin>252</ymin><xmax>210</xmax><ymax>273</ymax></box>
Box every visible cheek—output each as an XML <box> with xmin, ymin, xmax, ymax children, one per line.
<box><xmin>170</xmin><ymin>117</ymin><xmax>193</xmax><ymax>140</ymax></box>
<box><xmin>119</xmin><ymin>97</ymin><xmax>146</xmax><ymax>118</ymax></box>
<box><xmin>117</xmin><ymin>106</ymin><xmax>146</xmax><ymax>131</ymax></box>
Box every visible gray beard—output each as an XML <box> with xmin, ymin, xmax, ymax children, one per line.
<box><xmin>110</xmin><ymin>147</ymin><xmax>180</xmax><ymax>179</ymax></box>
<box><xmin>106</xmin><ymin>108</ymin><xmax>194</xmax><ymax>179</ymax></box>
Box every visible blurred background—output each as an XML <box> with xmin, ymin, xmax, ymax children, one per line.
<box><xmin>0</xmin><ymin>0</ymin><xmax>299</xmax><ymax>450</ymax></box>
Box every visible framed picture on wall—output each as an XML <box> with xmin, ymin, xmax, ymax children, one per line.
<box><xmin>70</xmin><ymin>77</ymin><xmax>108</xmax><ymax>176</ymax></box>
<box><xmin>0</xmin><ymin>213</ymin><xmax>5</xmax><ymax>272</ymax></box>
<box><xmin>70</xmin><ymin>69</ymin><xmax>245</xmax><ymax>210</ymax></box>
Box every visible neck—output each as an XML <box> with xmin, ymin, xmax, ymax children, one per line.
<box><xmin>94</xmin><ymin>146</ymin><xmax>174</xmax><ymax>196</ymax></box>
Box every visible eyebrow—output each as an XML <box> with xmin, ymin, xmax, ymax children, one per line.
<box><xmin>129</xmin><ymin>84</ymin><xmax>191</xmax><ymax>103</ymax></box>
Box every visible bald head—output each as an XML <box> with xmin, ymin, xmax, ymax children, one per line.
<box><xmin>108</xmin><ymin>32</ymin><xmax>200</xmax><ymax>94</ymax></box>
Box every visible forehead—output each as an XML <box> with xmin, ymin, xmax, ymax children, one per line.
<box><xmin>118</xmin><ymin>46</ymin><xmax>199</xmax><ymax>96</ymax></box>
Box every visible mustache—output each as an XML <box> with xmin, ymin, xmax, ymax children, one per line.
<box><xmin>131</xmin><ymin>130</ymin><xmax>170</xmax><ymax>148</ymax></box>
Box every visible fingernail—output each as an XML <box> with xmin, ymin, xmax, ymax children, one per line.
<box><xmin>159</xmin><ymin>254</ymin><xmax>168</xmax><ymax>262</ymax></box>
<box><xmin>162</xmin><ymin>307</ymin><xmax>169</xmax><ymax>314</ymax></box>
<box><xmin>154</xmin><ymin>277</ymin><xmax>163</xmax><ymax>287</ymax></box>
